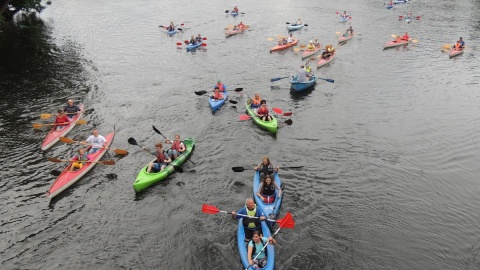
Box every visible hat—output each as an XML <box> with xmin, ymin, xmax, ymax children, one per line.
<box><xmin>310</xmin><ymin>40</ymin><xmax>313</xmax><ymax>43</ymax></box>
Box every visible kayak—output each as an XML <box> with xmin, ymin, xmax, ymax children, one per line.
<box><xmin>290</xmin><ymin>74</ymin><xmax>317</xmax><ymax>92</ymax></box>
<box><xmin>301</xmin><ymin>45</ymin><xmax>321</xmax><ymax>59</ymax></box>
<box><xmin>41</xmin><ymin>104</ymin><xmax>85</xmax><ymax>151</ymax></box>
<box><xmin>46</xmin><ymin>131</ymin><xmax>115</xmax><ymax>199</ymax></box>
<box><xmin>167</xmin><ymin>29</ymin><xmax>177</xmax><ymax>36</ymax></box>
<box><xmin>133</xmin><ymin>138</ymin><xmax>195</xmax><ymax>192</ymax></box>
<box><xmin>317</xmin><ymin>51</ymin><xmax>336</xmax><ymax>68</ymax></box>
<box><xmin>209</xmin><ymin>90</ymin><xmax>228</xmax><ymax>112</ymax></box>
<box><xmin>339</xmin><ymin>16</ymin><xmax>350</xmax><ymax>23</ymax></box>
<box><xmin>394</xmin><ymin>0</ymin><xmax>408</xmax><ymax>3</ymax></box>
<box><xmin>253</xmin><ymin>171</ymin><xmax>283</xmax><ymax>229</ymax></box>
<box><xmin>237</xmin><ymin>219</ymin><xmax>275</xmax><ymax>270</ymax></box>
<box><xmin>405</xmin><ymin>17</ymin><xmax>412</xmax><ymax>23</ymax></box>
<box><xmin>287</xmin><ymin>24</ymin><xmax>304</xmax><ymax>31</ymax></box>
<box><xmin>386</xmin><ymin>4</ymin><xmax>394</xmax><ymax>9</ymax></box>
<box><xmin>338</xmin><ymin>32</ymin><xmax>354</xmax><ymax>43</ymax></box>
<box><xmin>245</xmin><ymin>101</ymin><xmax>278</xmax><ymax>134</ymax></box>
<box><xmin>383</xmin><ymin>39</ymin><xmax>410</xmax><ymax>49</ymax></box>
<box><xmin>186</xmin><ymin>42</ymin><xmax>203</xmax><ymax>51</ymax></box>
<box><xmin>449</xmin><ymin>47</ymin><xmax>464</xmax><ymax>58</ymax></box>
<box><xmin>231</xmin><ymin>11</ymin><xmax>238</xmax><ymax>17</ymax></box>
<box><xmin>270</xmin><ymin>39</ymin><xmax>298</xmax><ymax>53</ymax></box>
<box><xmin>225</xmin><ymin>26</ymin><xmax>249</xmax><ymax>37</ymax></box>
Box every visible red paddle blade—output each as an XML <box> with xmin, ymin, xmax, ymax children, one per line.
<box><xmin>176</xmin><ymin>42</ymin><xmax>183</xmax><ymax>46</ymax></box>
<box><xmin>201</xmin><ymin>43</ymin><xmax>207</xmax><ymax>46</ymax></box>
<box><xmin>202</xmin><ymin>204</ymin><xmax>220</xmax><ymax>214</ymax></box>
<box><xmin>276</xmin><ymin>212</ymin><xmax>295</xmax><ymax>229</ymax></box>
<box><xmin>203</xmin><ymin>37</ymin><xmax>207</xmax><ymax>40</ymax></box>
<box><xmin>335</xmin><ymin>11</ymin><xmax>339</xmax><ymax>14</ymax></box>
<box><xmin>184</xmin><ymin>40</ymin><xmax>189</xmax><ymax>44</ymax></box>
<box><xmin>239</xmin><ymin>115</ymin><xmax>251</xmax><ymax>121</ymax></box>
<box><xmin>283</xmin><ymin>112</ymin><xmax>292</xmax><ymax>117</ymax></box>
<box><xmin>272</xmin><ymin>107</ymin><xmax>283</xmax><ymax>114</ymax></box>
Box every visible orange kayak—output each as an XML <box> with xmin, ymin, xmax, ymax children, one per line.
<box><xmin>270</xmin><ymin>39</ymin><xmax>299</xmax><ymax>52</ymax></box>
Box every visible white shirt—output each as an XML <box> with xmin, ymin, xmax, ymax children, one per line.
<box><xmin>287</xmin><ymin>36</ymin><xmax>293</xmax><ymax>43</ymax></box>
<box><xmin>86</xmin><ymin>135</ymin><xmax>106</xmax><ymax>148</ymax></box>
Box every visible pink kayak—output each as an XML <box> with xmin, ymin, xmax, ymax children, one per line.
<box><xmin>317</xmin><ymin>51</ymin><xmax>336</xmax><ymax>68</ymax></box>
<box><xmin>301</xmin><ymin>45</ymin><xmax>321</xmax><ymax>59</ymax></box>
<box><xmin>338</xmin><ymin>33</ymin><xmax>354</xmax><ymax>43</ymax></box>
<box><xmin>384</xmin><ymin>39</ymin><xmax>410</xmax><ymax>49</ymax></box>
<box><xmin>270</xmin><ymin>39</ymin><xmax>299</xmax><ymax>52</ymax></box>
<box><xmin>41</xmin><ymin>104</ymin><xmax>85</xmax><ymax>151</ymax></box>
<box><xmin>225</xmin><ymin>26</ymin><xmax>249</xmax><ymax>37</ymax></box>
<box><xmin>449</xmin><ymin>48</ymin><xmax>464</xmax><ymax>58</ymax></box>
<box><xmin>46</xmin><ymin>131</ymin><xmax>115</xmax><ymax>199</ymax></box>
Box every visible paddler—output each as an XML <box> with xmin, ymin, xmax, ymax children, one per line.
<box><xmin>64</xmin><ymin>99</ymin><xmax>81</xmax><ymax>119</ymax></box>
<box><xmin>54</xmin><ymin>109</ymin><xmax>71</xmax><ymax>131</ymax></box>
<box><xmin>69</xmin><ymin>148</ymin><xmax>91</xmax><ymax>172</ymax></box>
<box><xmin>256</xmin><ymin>174</ymin><xmax>282</xmax><ymax>204</ymax></box>
<box><xmin>233</xmin><ymin>6</ymin><xmax>239</xmax><ymax>13</ymax></box>
<box><xmin>250</xmin><ymin>93</ymin><xmax>262</xmax><ymax>109</ymax></box>
<box><xmin>256</xmin><ymin>100</ymin><xmax>272</xmax><ymax>121</ymax></box>
<box><xmin>254</xmin><ymin>156</ymin><xmax>280</xmax><ymax>177</ymax></box>
<box><xmin>188</xmin><ymin>35</ymin><xmax>197</xmax><ymax>45</ymax></box>
<box><xmin>211</xmin><ymin>87</ymin><xmax>224</xmax><ymax>101</ymax></box>
<box><xmin>82</xmin><ymin>128</ymin><xmax>107</xmax><ymax>154</ymax></box>
<box><xmin>296</xmin><ymin>65</ymin><xmax>310</xmax><ymax>82</ymax></box>
<box><xmin>457</xmin><ymin>37</ymin><xmax>465</xmax><ymax>48</ymax></box>
<box><xmin>214</xmin><ymin>80</ymin><xmax>226</xmax><ymax>92</ymax></box>
<box><xmin>146</xmin><ymin>143</ymin><xmax>172</xmax><ymax>173</ymax></box>
<box><xmin>295</xmin><ymin>17</ymin><xmax>303</xmax><ymax>25</ymax></box>
<box><xmin>167</xmin><ymin>22</ymin><xmax>175</xmax><ymax>31</ymax></box>
<box><xmin>401</xmin><ymin>32</ymin><xmax>410</xmax><ymax>41</ymax></box>
<box><xmin>313</xmin><ymin>38</ymin><xmax>321</xmax><ymax>47</ymax></box>
<box><xmin>247</xmin><ymin>231</ymin><xmax>276</xmax><ymax>269</ymax></box>
<box><xmin>238</xmin><ymin>21</ymin><xmax>246</xmax><ymax>30</ymax></box>
<box><xmin>287</xmin><ymin>33</ymin><xmax>294</xmax><ymax>43</ymax></box>
<box><xmin>165</xmin><ymin>134</ymin><xmax>186</xmax><ymax>160</ymax></box>
<box><xmin>195</xmin><ymin>34</ymin><xmax>203</xmax><ymax>43</ymax></box>
<box><xmin>306</xmin><ymin>40</ymin><xmax>315</xmax><ymax>51</ymax></box>
<box><xmin>231</xmin><ymin>198</ymin><xmax>266</xmax><ymax>241</ymax></box>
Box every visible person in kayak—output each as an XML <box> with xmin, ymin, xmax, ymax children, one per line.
<box><xmin>167</xmin><ymin>22</ymin><xmax>175</xmax><ymax>31</ymax></box>
<box><xmin>457</xmin><ymin>37</ymin><xmax>465</xmax><ymax>48</ymax></box>
<box><xmin>295</xmin><ymin>17</ymin><xmax>302</xmax><ymax>25</ymax></box>
<box><xmin>195</xmin><ymin>34</ymin><xmax>203</xmax><ymax>43</ymax></box>
<box><xmin>306</xmin><ymin>40</ymin><xmax>315</xmax><ymax>50</ymax></box>
<box><xmin>341</xmin><ymin>11</ymin><xmax>348</xmax><ymax>18</ymax></box>
<box><xmin>313</xmin><ymin>38</ymin><xmax>321</xmax><ymax>47</ymax></box>
<box><xmin>256</xmin><ymin>174</ymin><xmax>282</xmax><ymax>203</ymax></box>
<box><xmin>344</xmin><ymin>26</ymin><xmax>353</xmax><ymax>37</ymax></box>
<box><xmin>82</xmin><ymin>128</ymin><xmax>107</xmax><ymax>154</ymax></box>
<box><xmin>232</xmin><ymin>25</ymin><xmax>239</xmax><ymax>31</ymax></box>
<box><xmin>146</xmin><ymin>143</ymin><xmax>172</xmax><ymax>173</ymax></box>
<box><xmin>296</xmin><ymin>65</ymin><xmax>311</xmax><ymax>82</ymax></box>
<box><xmin>69</xmin><ymin>148</ymin><xmax>91</xmax><ymax>172</ymax></box>
<box><xmin>211</xmin><ymin>87</ymin><xmax>224</xmax><ymax>100</ymax></box>
<box><xmin>188</xmin><ymin>36</ymin><xmax>197</xmax><ymax>45</ymax></box>
<box><xmin>321</xmin><ymin>45</ymin><xmax>335</xmax><ymax>59</ymax></box>
<box><xmin>233</xmin><ymin>6</ymin><xmax>239</xmax><ymax>13</ymax></box>
<box><xmin>231</xmin><ymin>198</ymin><xmax>266</xmax><ymax>241</ymax></box>
<box><xmin>54</xmin><ymin>109</ymin><xmax>71</xmax><ymax>131</ymax></box>
<box><xmin>254</xmin><ymin>156</ymin><xmax>279</xmax><ymax>177</ymax></box>
<box><xmin>401</xmin><ymin>32</ymin><xmax>410</xmax><ymax>41</ymax></box>
<box><xmin>287</xmin><ymin>33</ymin><xmax>294</xmax><ymax>43</ymax></box>
<box><xmin>250</xmin><ymin>93</ymin><xmax>262</xmax><ymax>109</ymax></box>
<box><xmin>406</xmin><ymin>11</ymin><xmax>413</xmax><ymax>18</ymax></box>
<box><xmin>214</xmin><ymin>80</ymin><xmax>226</xmax><ymax>92</ymax></box>
<box><xmin>278</xmin><ymin>37</ymin><xmax>287</xmax><ymax>45</ymax></box>
<box><xmin>256</xmin><ymin>100</ymin><xmax>272</xmax><ymax>121</ymax></box>
<box><xmin>165</xmin><ymin>134</ymin><xmax>186</xmax><ymax>160</ymax></box>
<box><xmin>64</xmin><ymin>99</ymin><xmax>81</xmax><ymax>119</ymax></box>
<box><xmin>247</xmin><ymin>230</ymin><xmax>276</xmax><ymax>269</ymax></box>
<box><xmin>238</xmin><ymin>21</ymin><xmax>246</xmax><ymax>30</ymax></box>
<box><xmin>394</xmin><ymin>35</ymin><xmax>402</xmax><ymax>42</ymax></box>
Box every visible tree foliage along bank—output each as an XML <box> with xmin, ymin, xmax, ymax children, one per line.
<box><xmin>1</xmin><ymin>0</ymin><xmax>51</xmax><ymax>24</ymax></box>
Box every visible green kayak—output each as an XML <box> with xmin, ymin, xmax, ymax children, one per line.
<box><xmin>245</xmin><ymin>100</ymin><xmax>278</xmax><ymax>133</ymax></box>
<box><xmin>133</xmin><ymin>138</ymin><xmax>195</xmax><ymax>192</ymax></box>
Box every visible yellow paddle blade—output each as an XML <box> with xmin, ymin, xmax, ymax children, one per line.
<box><xmin>76</xmin><ymin>119</ymin><xmax>88</xmax><ymax>125</ymax></box>
<box><xmin>412</xmin><ymin>39</ymin><xmax>418</xmax><ymax>43</ymax></box>
<box><xmin>32</xmin><ymin>123</ymin><xmax>44</xmax><ymax>129</ymax></box>
<box><xmin>59</xmin><ymin>137</ymin><xmax>76</xmax><ymax>143</ymax></box>
<box><xmin>224</xmin><ymin>27</ymin><xmax>230</xmax><ymax>30</ymax></box>
<box><xmin>99</xmin><ymin>160</ymin><xmax>116</xmax><ymax>165</ymax></box>
<box><xmin>335</xmin><ymin>31</ymin><xmax>341</xmax><ymax>35</ymax></box>
<box><xmin>48</xmin><ymin>157</ymin><xmax>65</xmax><ymax>162</ymax></box>
<box><xmin>228</xmin><ymin>24</ymin><xmax>234</xmax><ymax>28</ymax></box>
<box><xmin>391</xmin><ymin>34</ymin><xmax>398</xmax><ymax>38</ymax></box>
<box><xmin>267</xmin><ymin>38</ymin><xmax>274</xmax><ymax>41</ymax></box>
<box><xmin>112</xmin><ymin>149</ymin><xmax>129</xmax><ymax>155</ymax></box>
<box><xmin>442</xmin><ymin>44</ymin><xmax>451</xmax><ymax>49</ymax></box>
<box><xmin>293</xmin><ymin>47</ymin><xmax>301</xmax><ymax>52</ymax></box>
<box><xmin>299</xmin><ymin>44</ymin><xmax>306</xmax><ymax>48</ymax></box>
<box><xmin>277</xmin><ymin>35</ymin><xmax>284</xmax><ymax>39</ymax></box>
<box><xmin>310</xmin><ymin>57</ymin><xmax>317</xmax><ymax>60</ymax></box>
<box><xmin>40</xmin><ymin>113</ymin><xmax>53</xmax><ymax>119</ymax></box>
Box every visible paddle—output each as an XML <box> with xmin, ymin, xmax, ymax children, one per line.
<box><xmin>231</xmin><ymin>166</ymin><xmax>304</xmax><ymax>172</ymax></box>
<box><xmin>201</xmin><ymin>204</ymin><xmax>294</xmax><ymax>228</ymax></box>
<box><xmin>40</xmin><ymin>113</ymin><xmax>78</xmax><ymax>119</ymax></box>
<box><xmin>271</xmin><ymin>107</ymin><xmax>292</xmax><ymax>117</ymax></box>
<box><xmin>269</xmin><ymin>183</ymin><xmax>285</xmax><ymax>220</ymax></box>
<box><xmin>152</xmin><ymin>126</ymin><xmax>195</xmax><ymax>165</ymax></box>
<box><xmin>239</xmin><ymin>115</ymin><xmax>293</xmax><ymax>125</ymax></box>
<box><xmin>194</xmin><ymin>88</ymin><xmax>243</xmax><ymax>96</ymax></box>
<box><xmin>270</xmin><ymin>76</ymin><xmax>290</xmax><ymax>82</ymax></box>
<box><xmin>32</xmin><ymin>119</ymin><xmax>87</xmax><ymax>129</ymax></box>
<box><xmin>127</xmin><ymin>137</ymin><xmax>184</xmax><ymax>173</ymax></box>
<box><xmin>48</xmin><ymin>157</ymin><xmax>115</xmax><ymax>165</ymax></box>
<box><xmin>159</xmin><ymin>23</ymin><xmax>184</xmax><ymax>28</ymax></box>
<box><xmin>59</xmin><ymin>137</ymin><xmax>128</xmax><ymax>155</ymax></box>
<box><xmin>225</xmin><ymin>10</ymin><xmax>245</xmax><ymax>14</ymax></box>
<box><xmin>245</xmin><ymin>212</ymin><xmax>294</xmax><ymax>270</ymax></box>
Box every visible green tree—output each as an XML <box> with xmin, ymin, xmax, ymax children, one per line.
<box><xmin>1</xmin><ymin>0</ymin><xmax>51</xmax><ymax>24</ymax></box>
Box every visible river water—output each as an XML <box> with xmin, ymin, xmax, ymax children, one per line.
<box><xmin>1</xmin><ymin>0</ymin><xmax>479</xmax><ymax>269</ymax></box>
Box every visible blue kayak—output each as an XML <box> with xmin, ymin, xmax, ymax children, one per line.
<box><xmin>231</xmin><ymin>11</ymin><xmax>238</xmax><ymax>17</ymax></box>
<box><xmin>339</xmin><ymin>16</ymin><xmax>350</xmax><ymax>23</ymax></box>
<box><xmin>237</xmin><ymin>219</ymin><xmax>275</xmax><ymax>270</ymax></box>
<box><xmin>386</xmin><ymin>4</ymin><xmax>394</xmax><ymax>9</ymax></box>
<box><xmin>209</xmin><ymin>89</ymin><xmax>228</xmax><ymax>112</ymax></box>
<box><xmin>405</xmin><ymin>17</ymin><xmax>412</xmax><ymax>23</ymax></box>
<box><xmin>167</xmin><ymin>29</ymin><xmax>177</xmax><ymax>36</ymax></box>
<box><xmin>253</xmin><ymin>171</ymin><xmax>283</xmax><ymax>229</ymax></box>
<box><xmin>290</xmin><ymin>74</ymin><xmax>317</xmax><ymax>92</ymax></box>
<box><xmin>394</xmin><ymin>0</ymin><xmax>408</xmax><ymax>3</ymax></box>
<box><xmin>287</xmin><ymin>23</ymin><xmax>304</xmax><ymax>31</ymax></box>
<box><xmin>186</xmin><ymin>42</ymin><xmax>203</xmax><ymax>51</ymax></box>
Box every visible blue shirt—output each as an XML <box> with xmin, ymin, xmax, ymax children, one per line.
<box><xmin>248</xmin><ymin>237</ymin><xmax>268</xmax><ymax>259</ymax></box>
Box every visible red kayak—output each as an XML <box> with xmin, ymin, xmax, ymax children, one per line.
<box><xmin>338</xmin><ymin>32</ymin><xmax>354</xmax><ymax>43</ymax></box>
<box><xmin>41</xmin><ymin>104</ymin><xmax>85</xmax><ymax>151</ymax></box>
<box><xmin>449</xmin><ymin>47</ymin><xmax>464</xmax><ymax>58</ymax></box>
<box><xmin>225</xmin><ymin>26</ymin><xmax>249</xmax><ymax>37</ymax></box>
<box><xmin>270</xmin><ymin>39</ymin><xmax>299</xmax><ymax>52</ymax></box>
<box><xmin>384</xmin><ymin>39</ymin><xmax>410</xmax><ymax>49</ymax></box>
<box><xmin>317</xmin><ymin>51</ymin><xmax>336</xmax><ymax>68</ymax></box>
<box><xmin>46</xmin><ymin>131</ymin><xmax>115</xmax><ymax>199</ymax></box>
<box><xmin>301</xmin><ymin>45</ymin><xmax>321</xmax><ymax>59</ymax></box>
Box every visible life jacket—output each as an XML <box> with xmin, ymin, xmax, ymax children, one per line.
<box><xmin>252</xmin><ymin>97</ymin><xmax>261</xmax><ymax>105</ymax></box>
<box><xmin>243</xmin><ymin>206</ymin><xmax>260</xmax><ymax>229</ymax></box>
<box><xmin>260</xmin><ymin>164</ymin><xmax>274</xmax><ymax>175</ymax></box>
<box><xmin>454</xmin><ymin>43</ymin><xmax>461</xmax><ymax>49</ymax></box>
<box><xmin>156</xmin><ymin>151</ymin><xmax>167</xmax><ymax>162</ymax></box>
<box><xmin>238</xmin><ymin>23</ymin><xmax>245</xmax><ymax>29</ymax></box>
<box><xmin>213</xmin><ymin>92</ymin><xmax>223</xmax><ymax>100</ymax></box>
<box><xmin>402</xmin><ymin>35</ymin><xmax>409</xmax><ymax>40</ymax></box>
<box><xmin>250</xmin><ymin>238</ymin><xmax>268</xmax><ymax>258</ymax></box>
<box><xmin>189</xmin><ymin>39</ymin><xmax>196</xmax><ymax>45</ymax></box>
<box><xmin>305</xmin><ymin>66</ymin><xmax>311</xmax><ymax>73</ymax></box>
<box><xmin>55</xmin><ymin>115</ymin><xmax>70</xmax><ymax>124</ymax></box>
<box><xmin>64</xmin><ymin>105</ymin><xmax>79</xmax><ymax>114</ymax></box>
<box><xmin>74</xmin><ymin>153</ymin><xmax>89</xmax><ymax>163</ymax></box>
<box><xmin>257</xmin><ymin>106</ymin><xmax>268</xmax><ymax>116</ymax></box>
<box><xmin>171</xmin><ymin>140</ymin><xmax>183</xmax><ymax>151</ymax></box>
<box><xmin>216</xmin><ymin>83</ymin><xmax>225</xmax><ymax>91</ymax></box>
<box><xmin>262</xmin><ymin>183</ymin><xmax>275</xmax><ymax>196</ymax></box>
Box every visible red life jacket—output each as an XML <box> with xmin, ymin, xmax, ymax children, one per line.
<box><xmin>171</xmin><ymin>141</ymin><xmax>183</xmax><ymax>151</ymax></box>
<box><xmin>454</xmin><ymin>42</ymin><xmax>461</xmax><ymax>49</ymax></box>
<box><xmin>156</xmin><ymin>151</ymin><xmax>167</xmax><ymax>162</ymax></box>
<box><xmin>213</xmin><ymin>92</ymin><xmax>223</xmax><ymax>100</ymax></box>
<box><xmin>258</xmin><ymin>106</ymin><xmax>269</xmax><ymax>115</ymax></box>
<box><xmin>216</xmin><ymin>83</ymin><xmax>225</xmax><ymax>91</ymax></box>
<box><xmin>55</xmin><ymin>115</ymin><xmax>70</xmax><ymax>124</ymax></box>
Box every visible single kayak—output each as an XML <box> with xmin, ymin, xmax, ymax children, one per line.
<box><xmin>253</xmin><ymin>171</ymin><xmax>283</xmax><ymax>229</ymax></box>
<box><xmin>186</xmin><ymin>42</ymin><xmax>203</xmax><ymax>51</ymax></box>
<box><xmin>41</xmin><ymin>104</ymin><xmax>85</xmax><ymax>151</ymax></box>
<box><xmin>394</xmin><ymin>0</ymin><xmax>408</xmax><ymax>3</ymax></box>
<box><xmin>405</xmin><ymin>17</ymin><xmax>412</xmax><ymax>23</ymax></box>
<box><xmin>270</xmin><ymin>39</ymin><xmax>298</xmax><ymax>53</ymax></box>
<box><xmin>133</xmin><ymin>138</ymin><xmax>195</xmax><ymax>192</ymax></box>
<box><xmin>245</xmin><ymin>101</ymin><xmax>278</xmax><ymax>134</ymax></box>
<box><xmin>225</xmin><ymin>26</ymin><xmax>249</xmax><ymax>37</ymax></box>
<box><xmin>237</xmin><ymin>219</ymin><xmax>275</xmax><ymax>270</ymax></box>
<box><xmin>386</xmin><ymin>4</ymin><xmax>394</xmax><ymax>9</ymax></box>
<box><xmin>339</xmin><ymin>16</ymin><xmax>350</xmax><ymax>23</ymax></box>
<box><xmin>290</xmin><ymin>74</ymin><xmax>317</xmax><ymax>92</ymax></box>
<box><xmin>383</xmin><ymin>39</ymin><xmax>410</xmax><ymax>49</ymax></box>
<box><xmin>209</xmin><ymin>90</ymin><xmax>228</xmax><ymax>112</ymax></box>
<box><xmin>317</xmin><ymin>51</ymin><xmax>336</xmax><ymax>68</ymax></box>
<box><xmin>167</xmin><ymin>29</ymin><xmax>177</xmax><ymax>36</ymax></box>
<box><xmin>231</xmin><ymin>11</ymin><xmax>238</xmax><ymax>17</ymax></box>
<box><xmin>449</xmin><ymin>47</ymin><xmax>464</xmax><ymax>58</ymax></box>
<box><xmin>287</xmin><ymin>24</ymin><xmax>304</xmax><ymax>31</ymax></box>
<box><xmin>301</xmin><ymin>45</ymin><xmax>321</xmax><ymax>59</ymax></box>
<box><xmin>46</xmin><ymin>131</ymin><xmax>115</xmax><ymax>199</ymax></box>
<box><xmin>338</xmin><ymin>32</ymin><xmax>354</xmax><ymax>43</ymax></box>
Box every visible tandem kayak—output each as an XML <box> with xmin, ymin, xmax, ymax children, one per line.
<box><xmin>167</xmin><ymin>29</ymin><xmax>177</xmax><ymax>36</ymax></box>
<box><xmin>186</xmin><ymin>42</ymin><xmax>203</xmax><ymax>51</ymax></box>
<box><xmin>270</xmin><ymin>39</ymin><xmax>298</xmax><ymax>53</ymax></box>
<box><xmin>46</xmin><ymin>131</ymin><xmax>115</xmax><ymax>199</ymax></box>
<box><xmin>253</xmin><ymin>171</ymin><xmax>283</xmax><ymax>229</ymax></box>
<box><xmin>449</xmin><ymin>47</ymin><xmax>464</xmax><ymax>58</ymax></box>
<box><xmin>338</xmin><ymin>32</ymin><xmax>354</xmax><ymax>43</ymax></box>
<box><xmin>317</xmin><ymin>51</ymin><xmax>336</xmax><ymax>68</ymax></box>
<box><xmin>237</xmin><ymin>219</ymin><xmax>275</xmax><ymax>270</ymax></box>
<box><xmin>301</xmin><ymin>46</ymin><xmax>321</xmax><ymax>59</ymax></box>
<box><xmin>133</xmin><ymin>138</ymin><xmax>195</xmax><ymax>192</ymax></box>
<box><xmin>290</xmin><ymin>74</ymin><xmax>317</xmax><ymax>92</ymax></box>
<box><xmin>41</xmin><ymin>104</ymin><xmax>85</xmax><ymax>151</ymax></box>
<box><xmin>245</xmin><ymin>101</ymin><xmax>278</xmax><ymax>134</ymax></box>
<box><xmin>339</xmin><ymin>16</ymin><xmax>350</xmax><ymax>23</ymax></box>
<box><xmin>209</xmin><ymin>90</ymin><xmax>228</xmax><ymax>112</ymax></box>
<box><xmin>225</xmin><ymin>26</ymin><xmax>249</xmax><ymax>37</ymax></box>
<box><xmin>383</xmin><ymin>39</ymin><xmax>410</xmax><ymax>49</ymax></box>
<box><xmin>287</xmin><ymin>24</ymin><xmax>304</xmax><ymax>31</ymax></box>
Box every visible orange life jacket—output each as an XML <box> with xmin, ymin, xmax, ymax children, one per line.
<box><xmin>454</xmin><ymin>43</ymin><xmax>461</xmax><ymax>49</ymax></box>
<box><xmin>252</xmin><ymin>97</ymin><xmax>261</xmax><ymax>105</ymax></box>
<box><xmin>213</xmin><ymin>92</ymin><xmax>223</xmax><ymax>100</ymax></box>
